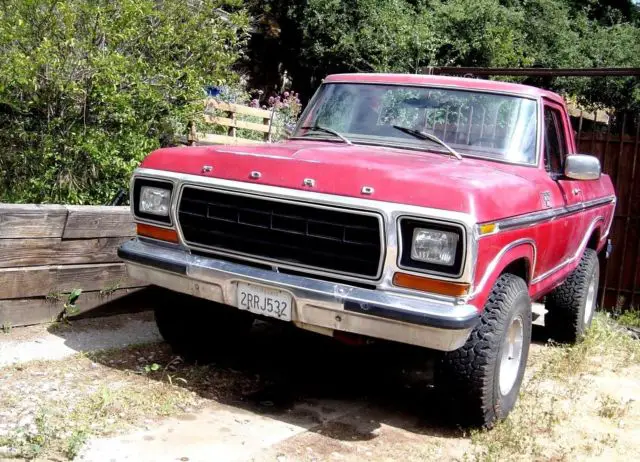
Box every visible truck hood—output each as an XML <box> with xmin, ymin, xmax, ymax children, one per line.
<box><xmin>141</xmin><ymin>141</ymin><xmax>542</xmax><ymax>223</ymax></box>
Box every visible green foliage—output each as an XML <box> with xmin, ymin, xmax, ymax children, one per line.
<box><xmin>297</xmin><ymin>0</ymin><xmax>422</xmax><ymax>73</ymax></box>
<box><xmin>143</xmin><ymin>362</ymin><xmax>161</xmax><ymax>373</ymax></box>
<box><xmin>58</xmin><ymin>288</ymin><xmax>82</xmax><ymax>322</ymax></box>
<box><xmin>617</xmin><ymin>308</ymin><xmax>640</xmax><ymax>328</ymax></box>
<box><xmin>0</xmin><ymin>0</ymin><xmax>249</xmax><ymax>204</ymax></box>
<box><xmin>64</xmin><ymin>429</ymin><xmax>88</xmax><ymax>460</ymax></box>
<box><xmin>250</xmin><ymin>0</ymin><xmax>640</xmax><ymax>111</ymax></box>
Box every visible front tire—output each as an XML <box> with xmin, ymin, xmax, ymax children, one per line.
<box><xmin>438</xmin><ymin>273</ymin><xmax>532</xmax><ymax>428</ymax></box>
<box><xmin>545</xmin><ymin>248</ymin><xmax>599</xmax><ymax>343</ymax></box>
<box><xmin>153</xmin><ymin>288</ymin><xmax>254</xmax><ymax>362</ymax></box>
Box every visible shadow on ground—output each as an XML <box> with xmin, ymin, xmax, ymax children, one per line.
<box><xmin>52</xmin><ymin>301</ymin><xmax>552</xmax><ymax>443</ymax></box>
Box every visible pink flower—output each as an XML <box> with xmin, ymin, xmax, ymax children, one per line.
<box><xmin>250</xmin><ymin>99</ymin><xmax>259</xmax><ymax>108</ymax></box>
<box><xmin>284</xmin><ymin>91</ymin><xmax>290</xmax><ymax>98</ymax></box>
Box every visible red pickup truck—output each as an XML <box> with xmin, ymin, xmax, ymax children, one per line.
<box><xmin>119</xmin><ymin>73</ymin><xmax>616</xmax><ymax>427</ymax></box>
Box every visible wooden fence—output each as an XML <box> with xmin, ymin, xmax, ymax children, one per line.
<box><xmin>575</xmin><ymin>112</ymin><xmax>640</xmax><ymax>310</ymax></box>
<box><xmin>187</xmin><ymin>98</ymin><xmax>276</xmax><ymax>146</ymax></box>
<box><xmin>0</xmin><ymin>205</ymin><xmax>146</xmax><ymax>327</ymax></box>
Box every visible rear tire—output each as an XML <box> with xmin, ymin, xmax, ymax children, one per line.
<box><xmin>437</xmin><ymin>274</ymin><xmax>532</xmax><ymax>428</ymax></box>
<box><xmin>545</xmin><ymin>249</ymin><xmax>599</xmax><ymax>343</ymax></box>
<box><xmin>153</xmin><ymin>288</ymin><xmax>254</xmax><ymax>362</ymax></box>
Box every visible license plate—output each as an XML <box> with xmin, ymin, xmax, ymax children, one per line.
<box><xmin>236</xmin><ymin>282</ymin><xmax>292</xmax><ymax>321</ymax></box>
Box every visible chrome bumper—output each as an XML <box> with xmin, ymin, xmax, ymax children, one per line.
<box><xmin>118</xmin><ymin>239</ymin><xmax>478</xmax><ymax>351</ymax></box>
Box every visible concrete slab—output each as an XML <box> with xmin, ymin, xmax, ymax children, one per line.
<box><xmin>77</xmin><ymin>401</ymin><xmax>362</xmax><ymax>462</ymax></box>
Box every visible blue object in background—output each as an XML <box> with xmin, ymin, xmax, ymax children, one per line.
<box><xmin>205</xmin><ymin>86</ymin><xmax>221</xmax><ymax>97</ymax></box>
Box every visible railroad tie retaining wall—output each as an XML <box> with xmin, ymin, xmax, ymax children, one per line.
<box><xmin>0</xmin><ymin>204</ymin><xmax>147</xmax><ymax>327</ymax></box>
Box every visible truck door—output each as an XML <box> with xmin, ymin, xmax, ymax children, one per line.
<box><xmin>543</xmin><ymin>101</ymin><xmax>585</xmax><ymax>263</ymax></box>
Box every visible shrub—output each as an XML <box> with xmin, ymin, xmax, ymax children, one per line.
<box><xmin>0</xmin><ymin>0</ymin><xmax>249</xmax><ymax>204</ymax></box>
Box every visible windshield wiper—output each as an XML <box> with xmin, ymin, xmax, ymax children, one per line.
<box><xmin>392</xmin><ymin>125</ymin><xmax>462</xmax><ymax>160</ymax></box>
<box><xmin>298</xmin><ymin>125</ymin><xmax>353</xmax><ymax>145</ymax></box>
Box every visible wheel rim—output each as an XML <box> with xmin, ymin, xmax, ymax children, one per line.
<box><xmin>499</xmin><ymin>316</ymin><xmax>524</xmax><ymax>396</ymax></box>
<box><xmin>584</xmin><ymin>275</ymin><xmax>597</xmax><ymax>325</ymax></box>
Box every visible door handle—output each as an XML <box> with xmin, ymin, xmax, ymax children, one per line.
<box><xmin>572</xmin><ymin>188</ymin><xmax>582</xmax><ymax>196</ymax></box>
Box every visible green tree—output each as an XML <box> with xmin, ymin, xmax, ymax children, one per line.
<box><xmin>248</xmin><ymin>0</ymin><xmax>639</xmax><ymax>111</ymax></box>
<box><xmin>0</xmin><ymin>0</ymin><xmax>249</xmax><ymax>204</ymax></box>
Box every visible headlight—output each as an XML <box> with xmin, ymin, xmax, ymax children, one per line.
<box><xmin>411</xmin><ymin>228</ymin><xmax>459</xmax><ymax>266</ymax></box>
<box><xmin>139</xmin><ymin>186</ymin><xmax>171</xmax><ymax>216</ymax></box>
<box><xmin>133</xmin><ymin>178</ymin><xmax>174</xmax><ymax>224</ymax></box>
<box><xmin>399</xmin><ymin>218</ymin><xmax>465</xmax><ymax>277</ymax></box>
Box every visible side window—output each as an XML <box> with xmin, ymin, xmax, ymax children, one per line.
<box><xmin>543</xmin><ymin>107</ymin><xmax>567</xmax><ymax>174</ymax></box>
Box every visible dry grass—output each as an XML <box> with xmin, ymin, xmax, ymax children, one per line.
<box><xmin>466</xmin><ymin>314</ymin><xmax>640</xmax><ymax>462</ymax></box>
<box><xmin>597</xmin><ymin>394</ymin><xmax>632</xmax><ymax>420</ymax></box>
<box><xmin>0</xmin><ymin>343</ymin><xmax>257</xmax><ymax>460</ymax></box>
<box><xmin>1</xmin><ymin>314</ymin><xmax>639</xmax><ymax>461</ymax></box>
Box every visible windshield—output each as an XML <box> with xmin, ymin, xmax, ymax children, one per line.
<box><xmin>293</xmin><ymin>83</ymin><xmax>538</xmax><ymax>165</ymax></box>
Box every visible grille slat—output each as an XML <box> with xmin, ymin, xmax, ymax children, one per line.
<box><xmin>178</xmin><ymin>187</ymin><xmax>383</xmax><ymax>278</ymax></box>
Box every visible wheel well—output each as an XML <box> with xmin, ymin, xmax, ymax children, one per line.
<box><xmin>501</xmin><ymin>258</ymin><xmax>531</xmax><ymax>285</ymax></box>
<box><xmin>586</xmin><ymin>228</ymin><xmax>601</xmax><ymax>251</ymax></box>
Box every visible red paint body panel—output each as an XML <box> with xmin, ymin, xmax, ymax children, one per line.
<box><xmin>142</xmin><ymin>141</ymin><xmax>545</xmax><ymax>223</ymax></box>
<box><xmin>140</xmin><ymin>73</ymin><xmax>617</xmax><ymax>314</ymax></box>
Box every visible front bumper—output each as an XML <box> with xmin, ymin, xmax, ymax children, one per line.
<box><xmin>118</xmin><ymin>239</ymin><xmax>478</xmax><ymax>351</ymax></box>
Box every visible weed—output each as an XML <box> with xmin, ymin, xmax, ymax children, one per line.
<box><xmin>542</xmin><ymin>314</ymin><xmax>640</xmax><ymax>379</ymax></box>
<box><xmin>1</xmin><ymin>322</ymin><xmax>11</xmax><ymax>334</ymax></box>
<box><xmin>597</xmin><ymin>395</ymin><xmax>631</xmax><ymax>420</ymax></box>
<box><xmin>1</xmin><ymin>409</ymin><xmax>59</xmax><ymax>459</ymax></box>
<box><xmin>142</xmin><ymin>358</ymin><xmax>189</xmax><ymax>386</ymax></box>
<box><xmin>617</xmin><ymin>308</ymin><xmax>640</xmax><ymax>329</ymax></box>
<box><xmin>46</xmin><ymin>291</ymin><xmax>63</xmax><ymax>302</ymax></box>
<box><xmin>144</xmin><ymin>363</ymin><xmax>161</xmax><ymax>374</ymax></box>
<box><xmin>100</xmin><ymin>281</ymin><xmax>121</xmax><ymax>296</ymax></box>
<box><xmin>57</xmin><ymin>289</ymin><xmax>82</xmax><ymax>323</ymax></box>
<box><xmin>64</xmin><ymin>429</ymin><xmax>88</xmax><ymax>459</ymax></box>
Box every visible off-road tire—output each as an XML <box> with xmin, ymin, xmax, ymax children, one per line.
<box><xmin>153</xmin><ymin>288</ymin><xmax>254</xmax><ymax>363</ymax></box>
<box><xmin>438</xmin><ymin>274</ymin><xmax>532</xmax><ymax>428</ymax></box>
<box><xmin>545</xmin><ymin>248</ymin><xmax>599</xmax><ymax>343</ymax></box>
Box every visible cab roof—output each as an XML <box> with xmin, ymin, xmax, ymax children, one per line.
<box><xmin>323</xmin><ymin>73</ymin><xmax>565</xmax><ymax>105</ymax></box>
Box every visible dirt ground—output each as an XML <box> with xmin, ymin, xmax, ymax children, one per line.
<box><xmin>0</xmin><ymin>311</ymin><xmax>639</xmax><ymax>462</ymax></box>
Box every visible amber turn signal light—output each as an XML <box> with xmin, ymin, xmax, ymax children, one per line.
<box><xmin>393</xmin><ymin>272</ymin><xmax>469</xmax><ymax>297</ymax></box>
<box><xmin>136</xmin><ymin>223</ymin><xmax>179</xmax><ymax>243</ymax></box>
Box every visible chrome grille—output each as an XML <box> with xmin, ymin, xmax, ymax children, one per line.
<box><xmin>177</xmin><ymin>187</ymin><xmax>383</xmax><ymax>279</ymax></box>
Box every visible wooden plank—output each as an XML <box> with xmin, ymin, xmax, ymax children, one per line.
<box><xmin>0</xmin><ymin>237</ymin><xmax>131</xmax><ymax>268</ymax></box>
<box><xmin>196</xmin><ymin>133</ymin><xmax>264</xmax><ymax>146</ymax></box>
<box><xmin>0</xmin><ymin>288</ymin><xmax>144</xmax><ymax>327</ymax></box>
<box><xmin>63</xmin><ymin>206</ymin><xmax>135</xmax><ymax>239</ymax></box>
<box><xmin>0</xmin><ymin>263</ymin><xmax>144</xmax><ymax>299</ymax></box>
<box><xmin>204</xmin><ymin>115</ymin><xmax>271</xmax><ymax>133</ymax></box>
<box><xmin>205</xmin><ymin>99</ymin><xmax>273</xmax><ymax>119</ymax></box>
<box><xmin>0</xmin><ymin>204</ymin><xmax>68</xmax><ymax>238</ymax></box>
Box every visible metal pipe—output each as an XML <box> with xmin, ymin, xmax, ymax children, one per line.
<box><xmin>614</xmin><ymin>114</ymin><xmax>628</xmax><ymax>307</ymax></box>
<box><xmin>425</xmin><ymin>67</ymin><xmax>640</xmax><ymax>77</ymax></box>
<box><xmin>599</xmin><ymin>114</ymin><xmax>612</xmax><ymax>309</ymax></box>
<box><xmin>628</xmin><ymin>122</ymin><xmax>640</xmax><ymax>308</ymax></box>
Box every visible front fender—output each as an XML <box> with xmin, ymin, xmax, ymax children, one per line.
<box><xmin>466</xmin><ymin>238</ymin><xmax>536</xmax><ymax>312</ymax></box>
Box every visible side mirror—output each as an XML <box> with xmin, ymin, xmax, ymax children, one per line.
<box><xmin>564</xmin><ymin>154</ymin><xmax>601</xmax><ymax>181</ymax></box>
